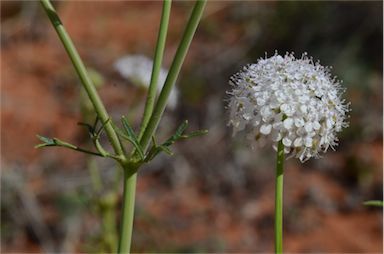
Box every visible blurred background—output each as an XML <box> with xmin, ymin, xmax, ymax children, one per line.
<box><xmin>1</xmin><ymin>1</ymin><xmax>382</xmax><ymax>253</ymax></box>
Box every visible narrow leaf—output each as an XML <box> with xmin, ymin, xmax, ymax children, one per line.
<box><xmin>159</xmin><ymin>145</ymin><xmax>173</xmax><ymax>156</ymax></box>
<box><xmin>36</xmin><ymin>135</ymin><xmax>55</xmax><ymax>144</ymax></box>
<box><xmin>113</xmin><ymin>118</ymin><xmax>145</xmax><ymax>160</ymax></box>
<box><xmin>121</xmin><ymin>116</ymin><xmax>137</xmax><ymax>140</ymax></box>
<box><xmin>35</xmin><ymin>143</ymin><xmax>52</xmax><ymax>149</ymax></box>
<box><xmin>162</xmin><ymin>121</ymin><xmax>188</xmax><ymax>146</ymax></box>
<box><xmin>175</xmin><ymin>120</ymin><xmax>189</xmax><ymax>137</ymax></box>
<box><xmin>363</xmin><ymin>200</ymin><xmax>383</xmax><ymax>207</ymax></box>
<box><xmin>35</xmin><ymin>135</ymin><xmax>55</xmax><ymax>148</ymax></box>
<box><xmin>132</xmin><ymin>144</ymin><xmax>145</xmax><ymax>161</ymax></box>
<box><xmin>181</xmin><ymin>129</ymin><xmax>208</xmax><ymax>138</ymax></box>
<box><xmin>144</xmin><ymin>136</ymin><xmax>160</xmax><ymax>162</ymax></box>
<box><xmin>143</xmin><ymin>123</ymin><xmax>207</xmax><ymax>163</ymax></box>
<box><xmin>144</xmin><ymin>148</ymin><xmax>159</xmax><ymax>162</ymax></box>
<box><xmin>53</xmin><ymin>138</ymin><xmax>78</xmax><ymax>149</ymax></box>
<box><xmin>127</xmin><ymin>137</ymin><xmax>145</xmax><ymax>160</ymax></box>
<box><xmin>151</xmin><ymin>135</ymin><xmax>158</xmax><ymax>147</ymax></box>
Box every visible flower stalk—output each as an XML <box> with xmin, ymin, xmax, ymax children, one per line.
<box><xmin>139</xmin><ymin>0</ymin><xmax>207</xmax><ymax>152</ymax></box>
<box><xmin>275</xmin><ymin>140</ymin><xmax>284</xmax><ymax>253</ymax></box>
<box><xmin>227</xmin><ymin>53</ymin><xmax>350</xmax><ymax>252</ymax></box>
<box><xmin>39</xmin><ymin>0</ymin><xmax>126</xmax><ymax>160</ymax></box>
<box><xmin>139</xmin><ymin>0</ymin><xmax>172</xmax><ymax>139</ymax></box>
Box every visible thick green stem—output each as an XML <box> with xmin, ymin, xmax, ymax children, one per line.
<box><xmin>118</xmin><ymin>171</ymin><xmax>137</xmax><ymax>253</ymax></box>
<box><xmin>139</xmin><ymin>0</ymin><xmax>172</xmax><ymax>139</ymax></box>
<box><xmin>40</xmin><ymin>0</ymin><xmax>125</xmax><ymax>159</ymax></box>
<box><xmin>139</xmin><ymin>0</ymin><xmax>206</xmax><ymax>151</ymax></box>
<box><xmin>275</xmin><ymin>140</ymin><xmax>284</xmax><ymax>253</ymax></box>
<box><xmin>118</xmin><ymin>2</ymin><xmax>206</xmax><ymax>252</ymax></box>
<box><xmin>116</xmin><ymin>3</ymin><xmax>172</xmax><ymax>253</ymax></box>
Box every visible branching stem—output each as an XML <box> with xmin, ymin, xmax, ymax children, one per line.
<box><xmin>40</xmin><ymin>1</ymin><xmax>207</xmax><ymax>254</ymax></box>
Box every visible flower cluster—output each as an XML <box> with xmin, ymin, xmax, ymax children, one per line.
<box><xmin>228</xmin><ymin>52</ymin><xmax>350</xmax><ymax>162</ymax></box>
<box><xmin>114</xmin><ymin>54</ymin><xmax>178</xmax><ymax>109</ymax></box>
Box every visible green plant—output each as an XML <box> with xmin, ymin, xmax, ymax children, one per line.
<box><xmin>227</xmin><ymin>53</ymin><xmax>350</xmax><ymax>253</ymax></box>
<box><xmin>363</xmin><ymin>200</ymin><xmax>383</xmax><ymax>207</ymax></box>
<box><xmin>37</xmin><ymin>0</ymin><xmax>207</xmax><ymax>253</ymax></box>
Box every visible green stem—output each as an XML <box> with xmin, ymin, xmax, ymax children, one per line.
<box><xmin>139</xmin><ymin>0</ymin><xmax>206</xmax><ymax>151</ymax></box>
<box><xmin>40</xmin><ymin>0</ymin><xmax>126</xmax><ymax>160</ymax></box>
<box><xmin>118</xmin><ymin>170</ymin><xmax>137</xmax><ymax>253</ymax></box>
<box><xmin>139</xmin><ymin>0</ymin><xmax>172</xmax><ymax>139</ymax></box>
<box><xmin>88</xmin><ymin>158</ymin><xmax>103</xmax><ymax>193</ymax></box>
<box><xmin>118</xmin><ymin>3</ymin><xmax>206</xmax><ymax>250</ymax></box>
<box><xmin>363</xmin><ymin>200</ymin><xmax>384</xmax><ymax>207</ymax></box>
<box><xmin>102</xmin><ymin>206</ymin><xmax>118</xmax><ymax>252</ymax></box>
<box><xmin>275</xmin><ymin>140</ymin><xmax>284</xmax><ymax>254</ymax></box>
<box><xmin>100</xmin><ymin>192</ymin><xmax>118</xmax><ymax>253</ymax></box>
<box><xmin>117</xmin><ymin>3</ymin><xmax>172</xmax><ymax>252</ymax></box>
<box><xmin>51</xmin><ymin>138</ymin><xmax>107</xmax><ymax>157</ymax></box>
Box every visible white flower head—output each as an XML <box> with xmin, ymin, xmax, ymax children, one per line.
<box><xmin>228</xmin><ymin>52</ymin><xmax>350</xmax><ymax>162</ymax></box>
<box><xmin>114</xmin><ymin>54</ymin><xmax>178</xmax><ymax>110</ymax></box>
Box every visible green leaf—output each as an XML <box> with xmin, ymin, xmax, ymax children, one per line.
<box><xmin>143</xmin><ymin>122</ymin><xmax>207</xmax><ymax>163</ymax></box>
<box><xmin>35</xmin><ymin>135</ymin><xmax>56</xmax><ymax>148</ymax></box>
<box><xmin>35</xmin><ymin>136</ymin><xmax>78</xmax><ymax>150</ymax></box>
<box><xmin>144</xmin><ymin>136</ymin><xmax>160</xmax><ymax>162</ymax></box>
<box><xmin>151</xmin><ymin>135</ymin><xmax>158</xmax><ymax>147</ymax></box>
<box><xmin>121</xmin><ymin>134</ymin><xmax>145</xmax><ymax>160</ymax></box>
<box><xmin>175</xmin><ymin>120</ymin><xmax>189</xmax><ymax>137</ymax></box>
<box><xmin>113</xmin><ymin>117</ymin><xmax>145</xmax><ymax>160</ymax></box>
<box><xmin>36</xmin><ymin>135</ymin><xmax>53</xmax><ymax>144</ymax></box>
<box><xmin>144</xmin><ymin>136</ymin><xmax>174</xmax><ymax>162</ymax></box>
<box><xmin>121</xmin><ymin>116</ymin><xmax>137</xmax><ymax>140</ymax></box>
<box><xmin>162</xmin><ymin>121</ymin><xmax>188</xmax><ymax>147</ymax></box>
<box><xmin>363</xmin><ymin>200</ymin><xmax>383</xmax><ymax>207</ymax></box>
<box><xmin>163</xmin><ymin>121</ymin><xmax>208</xmax><ymax>146</ymax></box>
<box><xmin>36</xmin><ymin>134</ymin><xmax>114</xmax><ymax>158</ymax></box>
<box><xmin>53</xmin><ymin>138</ymin><xmax>77</xmax><ymax>149</ymax></box>
<box><xmin>144</xmin><ymin>149</ymin><xmax>157</xmax><ymax>162</ymax></box>
<box><xmin>181</xmin><ymin>129</ymin><xmax>208</xmax><ymax>138</ymax></box>
<box><xmin>159</xmin><ymin>145</ymin><xmax>173</xmax><ymax>156</ymax></box>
